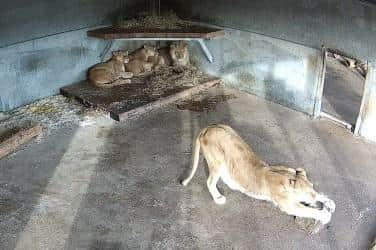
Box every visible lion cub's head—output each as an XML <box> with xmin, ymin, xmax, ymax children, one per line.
<box><xmin>112</xmin><ymin>51</ymin><xmax>129</xmax><ymax>64</ymax></box>
<box><xmin>142</xmin><ymin>44</ymin><xmax>158</xmax><ymax>58</ymax></box>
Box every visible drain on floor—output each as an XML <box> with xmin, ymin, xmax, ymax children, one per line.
<box><xmin>177</xmin><ymin>93</ymin><xmax>236</xmax><ymax>112</ymax></box>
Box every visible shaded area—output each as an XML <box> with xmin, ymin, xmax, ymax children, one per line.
<box><xmin>322</xmin><ymin>57</ymin><xmax>365</xmax><ymax>125</ymax></box>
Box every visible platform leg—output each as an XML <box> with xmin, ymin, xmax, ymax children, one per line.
<box><xmin>100</xmin><ymin>40</ymin><xmax>114</xmax><ymax>62</ymax></box>
<box><xmin>197</xmin><ymin>39</ymin><xmax>214</xmax><ymax>63</ymax></box>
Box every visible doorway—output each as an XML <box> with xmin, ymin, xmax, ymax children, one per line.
<box><xmin>319</xmin><ymin>48</ymin><xmax>368</xmax><ymax>131</ymax></box>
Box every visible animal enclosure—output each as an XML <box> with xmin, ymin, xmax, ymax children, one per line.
<box><xmin>1</xmin><ymin>1</ymin><xmax>376</xmax><ymax>250</ymax></box>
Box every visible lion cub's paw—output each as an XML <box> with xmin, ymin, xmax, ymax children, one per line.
<box><xmin>214</xmin><ymin>195</ymin><xmax>226</xmax><ymax>205</ymax></box>
<box><xmin>121</xmin><ymin>72</ymin><xmax>133</xmax><ymax>78</ymax></box>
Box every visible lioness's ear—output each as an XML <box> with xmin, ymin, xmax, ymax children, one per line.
<box><xmin>112</xmin><ymin>51</ymin><xmax>120</xmax><ymax>56</ymax></box>
<box><xmin>296</xmin><ymin>168</ymin><xmax>307</xmax><ymax>177</ymax></box>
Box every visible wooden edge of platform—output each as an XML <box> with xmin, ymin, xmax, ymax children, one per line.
<box><xmin>87</xmin><ymin>27</ymin><xmax>225</xmax><ymax>40</ymax></box>
<box><xmin>60</xmin><ymin>84</ymin><xmax>96</xmax><ymax>109</ymax></box>
<box><xmin>0</xmin><ymin>124</ymin><xmax>43</xmax><ymax>159</ymax></box>
<box><xmin>112</xmin><ymin>78</ymin><xmax>221</xmax><ymax>121</ymax></box>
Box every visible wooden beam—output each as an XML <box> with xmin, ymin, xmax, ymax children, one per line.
<box><xmin>87</xmin><ymin>25</ymin><xmax>225</xmax><ymax>40</ymax></box>
<box><xmin>0</xmin><ymin>124</ymin><xmax>42</xmax><ymax>159</ymax></box>
<box><xmin>113</xmin><ymin>79</ymin><xmax>220</xmax><ymax>121</ymax></box>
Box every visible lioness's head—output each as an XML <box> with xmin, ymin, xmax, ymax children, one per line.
<box><xmin>142</xmin><ymin>44</ymin><xmax>157</xmax><ymax>57</ymax></box>
<box><xmin>288</xmin><ymin>168</ymin><xmax>318</xmax><ymax>205</ymax></box>
<box><xmin>112</xmin><ymin>51</ymin><xmax>129</xmax><ymax>63</ymax></box>
<box><xmin>170</xmin><ymin>41</ymin><xmax>188</xmax><ymax>60</ymax></box>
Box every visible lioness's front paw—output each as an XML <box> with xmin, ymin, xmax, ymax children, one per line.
<box><xmin>324</xmin><ymin>199</ymin><xmax>336</xmax><ymax>213</ymax></box>
<box><xmin>319</xmin><ymin>210</ymin><xmax>332</xmax><ymax>225</ymax></box>
<box><xmin>214</xmin><ymin>195</ymin><xmax>226</xmax><ymax>205</ymax></box>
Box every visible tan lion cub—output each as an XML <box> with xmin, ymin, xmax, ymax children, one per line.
<box><xmin>126</xmin><ymin>44</ymin><xmax>158</xmax><ymax>76</ymax></box>
<box><xmin>88</xmin><ymin>51</ymin><xmax>133</xmax><ymax>88</ymax></box>
<box><xmin>129</xmin><ymin>44</ymin><xmax>157</xmax><ymax>61</ymax></box>
<box><xmin>182</xmin><ymin>124</ymin><xmax>335</xmax><ymax>224</ymax></box>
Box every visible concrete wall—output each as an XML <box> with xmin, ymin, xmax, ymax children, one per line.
<box><xmin>0</xmin><ymin>0</ymin><xmax>154</xmax><ymax>111</ymax></box>
<box><xmin>190</xmin><ymin>27</ymin><xmax>322</xmax><ymax>114</ymax></box>
<box><xmin>163</xmin><ymin>0</ymin><xmax>376</xmax><ymax>61</ymax></box>
<box><xmin>0</xmin><ymin>0</ymin><xmax>153</xmax><ymax>48</ymax></box>
<box><xmin>355</xmin><ymin>62</ymin><xmax>376</xmax><ymax>142</ymax></box>
<box><xmin>0</xmin><ymin>29</ymin><xmax>153</xmax><ymax>111</ymax></box>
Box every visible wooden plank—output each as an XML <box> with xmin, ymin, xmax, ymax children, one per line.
<box><xmin>60</xmin><ymin>77</ymin><xmax>220</xmax><ymax>122</ymax></box>
<box><xmin>87</xmin><ymin>25</ymin><xmax>225</xmax><ymax>40</ymax></box>
<box><xmin>0</xmin><ymin>124</ymin><xmax>42</xmax><ymax>159</ymax></box>
<box><xmin>113</xmin><ymin>79</ymin><xmax>220</xmax><ymax>121</ymax></box>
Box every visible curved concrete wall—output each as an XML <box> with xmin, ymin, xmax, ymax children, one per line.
<box><xmin>163</xmin><ymin>0</ymin><xmax>376</xmax><ymax>61</ymax></box>
<box><xmin>190</xmin><ymin>27</ymin><xmax>323</xmax><ymax>115</ymax></box>
<box><xmin>0</xmin><ymin>0</ymin><xmax>153</xmax><ymax>111</ymax></box>
<box><xmin>0</xmin><ymin>0</ymin><xmax>153</xmax><ymax>48</ymax></box>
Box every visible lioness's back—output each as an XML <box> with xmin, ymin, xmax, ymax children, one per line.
<box><xmin>200</xmin><ymin>124</ymin><xmax>259</xmax><ymax>166</ymax></box>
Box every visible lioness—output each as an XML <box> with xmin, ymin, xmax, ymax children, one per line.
<box><xmin>170</xmin><ymin>41</ymin><xmax>190</xmax><ymax>67</ymax></box>
<box><xmin>182</xmin><ymin>124</ymin><xmax>336</xmax><ymax>224</ymax></box>
<box><xmin>88</xmin><ymin>51</ymin><xmax>133</xmax><ymax>88</ymax></box>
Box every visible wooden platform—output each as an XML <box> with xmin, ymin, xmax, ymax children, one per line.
<box><xmin>87</xmin><ymin>24</ymin><xmax>225</xmax><ymax>40</ymax></box>
<box><xmin>60</xmin><ymin>78</ymin><xmax>220</xmax><ymax>121</ymax></box>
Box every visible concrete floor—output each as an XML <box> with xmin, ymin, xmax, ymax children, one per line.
<box><xmin>322</xmin><ymin>57</ymin><xmax>365</xmax><ymax>126</ymax></box>
<box><xmin>1</xmin><ymin>86</ymin><xmax>376</xmax><ymax>250</ymax></box>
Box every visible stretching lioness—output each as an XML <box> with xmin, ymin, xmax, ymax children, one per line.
<box><xmin>88</xmin><ymin>51</ymin><xmax>133</xmax><ymax>88</ymax></box>
<box><xmin>182</xmin><ymin>124</ymin><xmax>336</xmax><ymax>224</ymax></box>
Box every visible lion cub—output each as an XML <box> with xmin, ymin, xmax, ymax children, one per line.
<box><xmin>88</xmin><ymin>51</ymin><xmax>133</xmax><ymax>88</ymax></box>
<box><xmin>147</xmin><ymin>42</ymin><xmax>190</xmax><ymax>70</ymax></box>
<box><xmin>126</xmin><ymin>44</ymin><xmax>157</xmax><ymax>76</ymax></box>
<box><xmin>129</xmin><ymin>44</ymin><xmax>157</xmax><ymax>61</ymax></box>
<box><xmin>182</xmin><ymin>124</ymin><xmax>336</xmax><ymax>224</ymax></box>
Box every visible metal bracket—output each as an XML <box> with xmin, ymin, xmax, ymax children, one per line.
<box><xmin>197</xmin><ymin>39</ymin><xmax>214</xmax><ymax>63</ymax></box>
<box><xmin>100</xmin><ymin>40</ymin><xmax>114</xmax><ymax>62</ymax></box>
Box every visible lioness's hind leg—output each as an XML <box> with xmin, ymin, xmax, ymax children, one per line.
<box><xmin>207</xmin><ymin>170</ymin><xmax>226</xmax><ymax>205</ymax></box>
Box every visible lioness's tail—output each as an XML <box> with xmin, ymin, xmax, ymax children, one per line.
<box><xmin>181</xmin><ymin>129</ymin><xmax>205</xmax><ymax>186</ymax></box>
